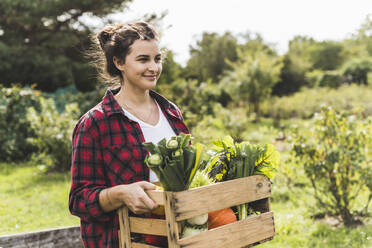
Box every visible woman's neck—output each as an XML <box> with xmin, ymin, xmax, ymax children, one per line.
<box><xmin>114</xmin><ymin>83</ymin><xmax>152</xmax><ymax>108</ymax></box>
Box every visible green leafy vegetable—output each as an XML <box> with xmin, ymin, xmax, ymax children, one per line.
<box><xmin>143</xmin><ymin>133</ymin><xmax>204</xmax><ymax>192</ymax></box>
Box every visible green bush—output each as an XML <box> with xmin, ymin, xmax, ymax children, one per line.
<box><xmin>342</xmin><ymin>57</ymin><xmax>372</xmax><ymax>85</ymax></box>
<box><xmin>191</xmin><ymin>105</ymin><xmax>251</xmax><ymax>145</ymax></box>
<box><xmin>0</xmin><ymin>85</ymin><xmax>41</xmax><ymax>162</ymax></box>
<box><xmin>306</xmin><ymin>70</ymin><xmax>343</xmax><ymax>88</ymax></box>
<box><xmin>157</xmin><ymin>78</ymin><xmax>230</xmax><ymax>129</ymax></box>
<box><xmin>261</xmin><ymin>84</ymin><xmax>372</xmax><ymax>119</ymax></box>
<box><xmin>289</xmin><ymin>106</ymin><xmax>372</xmax><ymax>226</ymax></box>
<box><xmin>45</xmin><ymin>84</ymin><xmax>104</xmax><ymax>117</ymax></box>
<box><xmin>26</xmin><ymin>97</ymin><xmax>80</xmax><ymax>171</ymax></box>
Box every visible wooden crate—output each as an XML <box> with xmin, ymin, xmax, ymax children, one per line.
<box><xmin>118</xmin><ymin>175</ymin><xmax>275</xmax><ymax>248</ymax></box>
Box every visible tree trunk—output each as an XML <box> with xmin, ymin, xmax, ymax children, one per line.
<box><xmin>253</xmin><ymin>101</ymin><xmax>260</xmax><ymax>122</ymax></box>
<box><xmin>341</xmin><ymin>207</ymin><xmax>354</xmax><ymax>227</ymax></box>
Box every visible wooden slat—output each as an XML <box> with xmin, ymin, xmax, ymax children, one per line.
<box><xmin>173</xmin><ymin>175</ymin><xmax>271</xmax><ymax>221</ymax></box>
<box><xmin>145</xmin><ymin>190</ymin><xmax>165</xmax><ymax>205</ymax></box>
<box><xmin>164</xmin><ymin>192</ymin><xmax>180</xmax><ymax>248</ymax></box>
<box><xmin>129</xmin><ymin>217</ymin><xmax>167</xmax><ymax>236</ymax></box>
<box><xmin>118</xmin><ymin>230</ymin><xmax>122</xmax><ymax>248</ymax></box>
<box><xmin>118</xmin><ymin>207</ymin><xmax>132</xmax><ymax>248</ymax></box>
<box><xmin>132</xmin><ymin>242</ymin><xmax>161</xmax><ymax>248</ymax></box>
<box><xmin>178</xmin><ymin>211</ymin><xmax>275</xmax><ymax>248</ymax></box>
<box><xmin>243</xmin><ymin>237</ymin><xmax>274</xmax><ymax>248</ymax></box>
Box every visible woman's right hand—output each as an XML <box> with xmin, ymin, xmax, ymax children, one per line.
<box><xmin>117</xmin><ymin>181</ymin><xmax>159</xmax><ymax>214</ymax></box>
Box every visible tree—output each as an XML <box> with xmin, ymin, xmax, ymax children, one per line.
<box><xmin>353</xmin><ymin>15</ymin><xmax>372</xmax><ymax>56</ymax></box>
<box><xmin>309</xmin><ymin>41</ymin><xmax>345</xmax><ymax>71</ymax></box>
<box><xmin>341</xmin><ymin>57</ymin><xmax>372</xmax><ymax>85</ymax></box>
<box><xmin>0</xmin><ymin>0</ymin><xmax>132</xmax><ymax>92</ymax></box>
<box><xmin>222</xmin><ymin>45</ymin><xmax>283</xmax><ymax>119</ymax></box>
<box><xmin>273</xmin><ymin>36</ymin><xmax>314</xmax><ymax>96</ymax></box>
<box><xmin>184</xmin><ymin>32</ymin><xmax>238</xmax><ymax>82</ymax></box>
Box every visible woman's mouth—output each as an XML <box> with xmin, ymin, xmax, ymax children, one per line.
<box><xmin>144</xmin><ymin>75</ymin><xmax>157</xmax><ymax>80</ymax></box>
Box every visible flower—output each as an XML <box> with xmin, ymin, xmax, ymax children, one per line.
<box><xmin>216</xmin><ymin>173</ymin><xmax>223</xmax><ymax>181</ymax></box>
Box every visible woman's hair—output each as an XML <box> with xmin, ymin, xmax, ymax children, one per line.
<box><xmin>91</xmin><ymin>21</ymin><xmax>160</xmax><ymax>87</ymax></box>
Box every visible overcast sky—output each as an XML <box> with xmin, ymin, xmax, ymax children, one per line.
<box><xmin>111</xmin><ymin>0</ymin><xmax>372</xmax><ymax>66</ymax></box>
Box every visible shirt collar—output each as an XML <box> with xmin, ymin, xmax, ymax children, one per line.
<box><xmin>101</xmin><ymin>87</ymin><xmax>182</xmax><ymax>120</ymax></box>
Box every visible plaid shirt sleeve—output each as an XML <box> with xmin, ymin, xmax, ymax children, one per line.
<box><xmin>69</xmin><ymin>112</ymin><xmax>114</xmax><ymax>223</ymax></box>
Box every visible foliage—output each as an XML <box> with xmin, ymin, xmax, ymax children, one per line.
<box><xmin>189</xmin><ymin>104</ymin><xmax>252</xmax><ymax>146</ymax></box>
<box><xmin>184</xmin><ymin>32</ymin><xmax>238</xmax><ymax>82</ymax></box>
<box><xmin>261</xmin><ymin>84</ymin><xmax>372</xmax><ymax>120</ymax></box>
<box><xmin>272</xmin><ymin>54</ymin><xmax>308</xmax><ymax>96</ymax></box>
<box><xmin>45</xmin><ymin>84</ymin><xmax>104</xmax><ymax>117</ymax></box>
<box><xmin>0</xmin><ymin>0</ymin><xmax>132</xmax><ymax>91</ymax></box>
<box><xmin>352</xmin><ymin>15</ymin><xmax>372</xmax><ymax>57</ymax></box>
<box><xmin>157</xmin><ymin>78</ymin><xmax>230</xmax><ymax>129</ymax></box>
<box><xmin>205</xmin><ymin>136</ymin><xmax>280</xmax><ymax>183</ymax></box>
<box><xmin>289</xmin><ymin>106</ymin><xmax>372</xmax><ymax>226</ymax></box>
<box><xmin>272</xmin><ymin>36</ymin><xmax>314</xmax><ymax>96</ymax></box>
<box><xmin>273</xmin><ymin>38</ymin><xmax>345</xmax><ymax>95</ymax></box>
<box><xmin>306</xmin><ymin>69</ymin><xmax>343</xmax><ymax>88</ymax></box>
<box><xmin>341</xmin><ymin>57</ymin><xmax>372</xmax><ymax>85</ymax></box>
<box><xmin>309</xmin><ymin>41</ymin><xmax>345</xmax><ymax>71</ymax></box>
<box><xmin>26</xmin><ymin>97</ymin><xmax>80</xmax><ymax>171</ymax></box>
<box><xmin>0</xmin><ymin>85</ymin><xmax>40</xmax><ymax>162</ymax></box>
<box><xmin>221</xmin><ymin>46</ymin><xmax>283</xmax><ymax>118</ymax></box>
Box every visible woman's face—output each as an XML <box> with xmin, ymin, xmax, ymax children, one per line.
<box><xmin>115</xmin><ymin>39</ymin><xmax>162</xmax><ymax>91</ymax></box>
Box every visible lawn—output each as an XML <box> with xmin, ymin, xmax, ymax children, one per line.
<box><xmin>0</xmin><ymin>162</ymin><xmax>79</xmax><ymax>235</ymax></box>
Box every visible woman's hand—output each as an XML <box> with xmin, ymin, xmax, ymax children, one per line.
<box><xmin>118</xmin><ymin>181</ymin><xmax>159</xmax><ymax>214</ymax></box>
<box><xmin>99</xmin><ymin>181</ymin><xmax>158</xmax><ymax>214</ymax></box>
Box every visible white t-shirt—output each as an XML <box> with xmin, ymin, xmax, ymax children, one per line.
<box><xmin>122</xmin><ymin>100</ymin><xmax>176</xmax><ymax>182</ymax></box>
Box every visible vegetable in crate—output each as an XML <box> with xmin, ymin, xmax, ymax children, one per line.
<box><xmin>143</xmin><ymin>133</ymin><xmax>204</xmax><ymax>192</ymax></box>
<box><xmin>181</xmin><ymin>170</ymin><xmax>213</xmax><ymax>238</ymax></box>
<box><xmin>208</xmin><ymin>208</ymin><xmax>237</xmax><ymax>229</ymax></box>
<box><xmin>143</xmin><ymin>134</ymin><xmax>207</xmax><ymax>239</ymax></box>
<box><xmin>205</xmin><ymin>136</ymin><xmax>280</xmax><ymax>220</ymax></box>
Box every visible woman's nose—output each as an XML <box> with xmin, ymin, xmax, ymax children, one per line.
<box><xmin>147</xmin><ymin>61</ymin><xmax>159</xmax><ymax>72</ymax></box>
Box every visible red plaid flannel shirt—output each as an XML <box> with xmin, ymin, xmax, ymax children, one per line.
<box><xmin>69</xmin><ymin>88</ymin><xmax>189</xmax><ymax>248</ymax></box>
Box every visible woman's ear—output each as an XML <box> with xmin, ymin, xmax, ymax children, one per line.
<box><xmin>113</xmin><ymin>56</ymin><xmax>125</xmax><ymax>71</ymax></box>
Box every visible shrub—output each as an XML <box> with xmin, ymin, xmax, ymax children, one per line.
<box><xmin>289</xmin><ymin>106</ymin><xmax>372</xmax><ymax>226</ymax></box>
<box><xmin>306</xmin><ymin>70</ymin><xmax>343</xmax><ymax>88</ymax></box>
<box><xmin>157</xmin><ymin>78</ymin><xmax>230</xmax><ymax>129</ymax></box>
<box><xmin>0</xmin><ymin>85</ymin><xmax>41</xmax><ymax>162</ymax></box>
<box><xmin>45</xmin><ymin>84</ymin><xmax>104</xmax><ymax>117</ymax></box>
<box><xmin>26</xmin><ymin>97</ymin><xmax>80</xmax><ymax>171</ymax></box>
<box><xmin>191</xmin><ymin>105</ymin><xmax>251</xmax><ymax>145</ymax></box>
<box><xmin>341</xmin><ymin>57</ymin><xmax>372</xmax><ymax>85</ymax></box>
<box><xmin>261</xmin><ymin>84</ymin><xmax>372</xmax><ymax>119</ymax></box>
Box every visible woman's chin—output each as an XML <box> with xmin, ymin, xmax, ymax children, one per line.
<box><xmin>142</xmin><ymin>80</ymin><xmax>157</xmax><ymax>90</ymax></box>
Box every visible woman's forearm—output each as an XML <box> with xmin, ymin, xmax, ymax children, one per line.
<box><xmin>99</xmin><ymin>186</ymin><xmax>124</xmax><ymax>212</ymax></box>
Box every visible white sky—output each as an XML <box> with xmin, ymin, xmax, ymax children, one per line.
<box><xmin>111</xmin><ymin>0</ymin><xmax>372</xmax><ymax>66</ymax></box>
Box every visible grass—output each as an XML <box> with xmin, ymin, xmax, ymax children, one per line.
<box><xmin>0</xmin><ymin>162</ymin><xmax>79</xmax><ymax>235</ymax></box>
<box><xmin>259</xmin><ymin>172</ymin><xmax>372</xmax><ymax>248</ymax></box>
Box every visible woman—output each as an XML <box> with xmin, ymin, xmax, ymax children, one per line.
<box><xmin>69</xmin><ymin>21</ymin><xmax>189</xmax><ymax>248</ymax></box>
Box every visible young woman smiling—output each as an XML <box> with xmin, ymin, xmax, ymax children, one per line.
<box><xmin>69</xmin><ymin>22</ymin><xmax>189</xmax><ymax>248</ymax></box>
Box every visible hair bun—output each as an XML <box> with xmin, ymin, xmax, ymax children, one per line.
<box><xmin>97</xmin><ymin>30</ymin><xmax>112</xmax><ymax>50</ymax></box>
